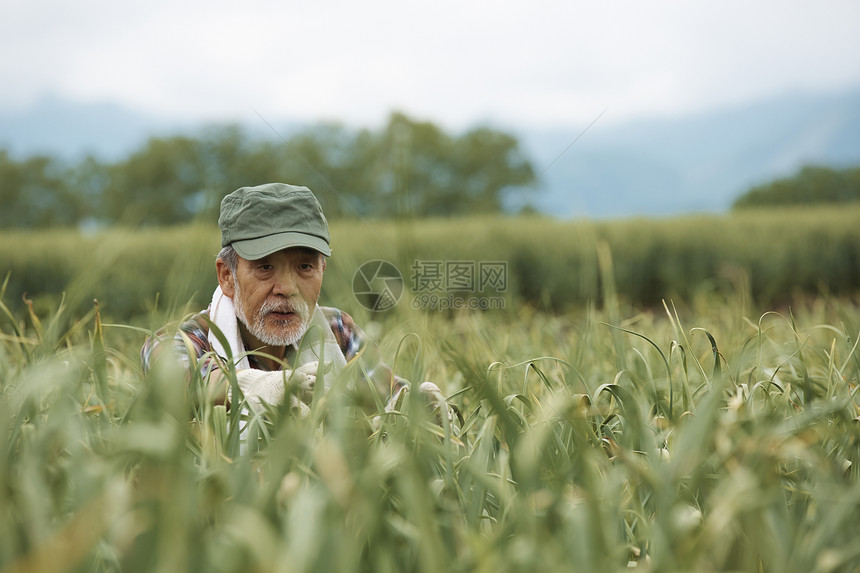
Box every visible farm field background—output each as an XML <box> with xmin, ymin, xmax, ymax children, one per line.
<box><xmin>2</xmin><ymin>204</ymin><xmax>859</xmax><ymax>324</ymax></box>
<box><xmin>1</xmin><ymin>207</ymin><xmax>859</xmax><ymax>572</ymax></box>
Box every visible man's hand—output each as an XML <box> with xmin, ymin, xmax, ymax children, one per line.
<box><xmin>373</xmin><ymin>381</ymin><xmax>462</xmax><ymax>431</ymax></box>
<box><xmin>416</xmin><ymin>381</ymin><xmax>461</xmax><ymax>427</ymax></box>
<box><xmin>234</xmin><ymin>361</ymin><xmax>321</xmax><ymax>414</ymax></box>
<box><xmin>290</xmin><ymin>361</ymin><xmax>320</xmax><ymax>405</ymax></box>
<box><xmin>236</xmin><ymin>369</ymin><xmax>287</xmax><ymax>413</ymax></box>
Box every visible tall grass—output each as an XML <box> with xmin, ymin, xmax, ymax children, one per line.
<box><xmin>2</xmin><ymin>266</ymin><xmax>859</xmax><ymax>572</ymax></box>
<box><xmin>2</xmin><ymin>205</ymin><xmax>859</xmax><ymax>323</ymax></box>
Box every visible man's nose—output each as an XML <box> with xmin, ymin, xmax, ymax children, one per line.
<box><xmin>271</xmin><ymin>268</ymin><xmax>298</xmax><ymax>297</ymax></box>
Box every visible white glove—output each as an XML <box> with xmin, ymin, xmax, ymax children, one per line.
<box><xmin>416</xmin><ymin>382</ymin><xmax>455</xmax><ymax>425</ymax></box>
<box><xmin>235</xmin><ymin>361</ymin><xmax>319</xmax><ymax>414</ymax></box>
<box><xmin>291</xmin><ymin>361</ymin><xmax>321</xmax><ymax>405</ymax></box>
<box><xmin>235</xmin><ymin>369</ymin><xmax>286</xmax><ymax>413</ymax></box>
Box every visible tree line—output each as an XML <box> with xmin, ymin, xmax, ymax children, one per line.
<box><xmin>0</xmin><ymin>112</ymin><xmax>538</xmax><ymax>228</ymax></box>
<box><xmin>4</xmin><ymin>111</ymin><xmax>858</xmax><ymax>229</ymax></box>
<box><xmin>732</xmin><ymin>165</ymin><xmax>860</xmax><ymax>209</ymax></box>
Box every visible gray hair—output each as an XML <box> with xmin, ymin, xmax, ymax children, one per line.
<box><xmin>217</xmin><ymin>245</ymin><xmax>239</xmax><ymax>273</ymax></box>
<box><xmin>217</xmin><ymin>244</ymin><xmax>327</xmax><ymax>273</ymax></box>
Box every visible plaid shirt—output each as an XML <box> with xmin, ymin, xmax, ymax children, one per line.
<box><xmin>141</xmin><ymin>306</ymin><xmax>406</xmax><ymax>402</ymax></box>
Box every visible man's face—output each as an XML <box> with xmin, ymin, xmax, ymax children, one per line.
<box><xmin>219</xmin><ymin>247</ymin><xmax>325</xmax><ymax>349</ymax></box>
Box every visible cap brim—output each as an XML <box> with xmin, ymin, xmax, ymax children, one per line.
<box><xmin>232</xmin><ymin>231</ymin><xmax>332</xmax><ymax>259</ymax></box>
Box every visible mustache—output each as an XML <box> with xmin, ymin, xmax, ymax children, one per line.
<box><xmin>260</xmin><ymin>298</ymin><xmax>309</xmax><ymax>318</ymax></box>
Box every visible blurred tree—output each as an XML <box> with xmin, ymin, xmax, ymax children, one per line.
<box><xmin>359</xmin><ymin>112</ymin><xmax>537</xmax><ymax>218</ymax></box>
<box><xmin>733</xmin><ymin>165</ymin><xmax>860</xmax><ymax>209</ymax></box>
<box><xmin>0</xmin><ymin>150</ymin><xmax>82</xmax><ymax>228</ymax></box>
<box><xmin>1</xmin><ymin>113</ymin><xmax>538</xmax><ymax>227</ymax></box>
<box><xmin>68</xmin><ymin>155</ymin><xmax>111</xmax><ymax>228</ymax></box>
<box><xmin>197</xmin><ymin>115</ymin><xmax>538</xmax><ymax>219</ymax></box>
<box><xmin>451</xmin><ymin>126</ymin><xmax>536</xmax><ymax>214</ymax></box>
<box><xmin>103</xmin><ymin>136</ymin><xmax>206</xmax><ymax>225</ymax></box>
<box><xmin>277</xmin><ymin>123</ymin><xmax>374</xmax><ymax>219</ymax></box>
<box><xmin>193</xmin><ymin>124</ymin><xmax>295</xmax><ymax>221</ymax></box>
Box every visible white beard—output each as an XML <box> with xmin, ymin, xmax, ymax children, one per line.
<box><xmin>232</xmin><ymin>279</ymin><xmax>311</xmax><ymax>347</ymax></box>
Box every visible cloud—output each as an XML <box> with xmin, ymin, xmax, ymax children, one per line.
<box><xmin>3</xmin><ymin>0</ymin><xmax>860</xmax><ymax>128</ymax></box>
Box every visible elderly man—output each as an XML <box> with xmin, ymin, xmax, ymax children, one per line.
<box><xmin>142</xmin><ymin>182</ymin><xmax>444</xmax><ymax>420</ymax></box>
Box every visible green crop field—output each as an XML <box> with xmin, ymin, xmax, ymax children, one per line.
<box><xmin>1</xmin><ymin>210</ymin><xmax>859</xmax><ymax>572</ymax></box>
<box><xmin>2</xmin><ymin>204</ymin><xmax>860</xmax><ymax>322</ymax></box>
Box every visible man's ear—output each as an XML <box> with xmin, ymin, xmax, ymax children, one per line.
<box><xmin>321</xmin><ymin>257</ymin><xmax>327</xmax><ymax>271</ymax></box>
<box><xmin>216</xmin><ymin>259</ymin><xmax>236</xmax><ymax>298</ymax></box>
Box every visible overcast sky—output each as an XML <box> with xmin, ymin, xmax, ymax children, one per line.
<box><xmin>3</xmin><ymin>0</ymin><xmax>860</xmax><ymax>130</ymax></box>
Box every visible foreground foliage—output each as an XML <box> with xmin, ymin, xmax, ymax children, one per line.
<box><xmin>2</xmin><ymin>281</ymin><xmax>859</xmax><ymax>572</ymax></box>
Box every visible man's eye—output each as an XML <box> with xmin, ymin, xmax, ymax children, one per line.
<box><xmin>258</xmin><ymin>264</ymin><xmax>273</xmax><ymax>271</ymax></box>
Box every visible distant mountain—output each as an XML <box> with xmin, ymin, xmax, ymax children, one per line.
<box><xmin>0</xmin><ymin>95</ymin><xmax>298</xmax><ymax>161</ymax></box>
<box><xmin>0</xmin><ymin>94</ymin><xmax>178</xmax><ymax>160</ymax></box>
<box><xmin>519</xmin><ymin>87</ymin><xmax>860</xmax><ymax>217</ymax></box>
<box><xmin>2</xmin><ymin>88</ymin><xmax>859</xmax><ymax>217</ymax></box>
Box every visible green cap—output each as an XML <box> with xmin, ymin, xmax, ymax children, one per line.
<box><xmin>219</xmin><ymin>183</ymin><xmax>331</xmax><ymax>259</ymax></box>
